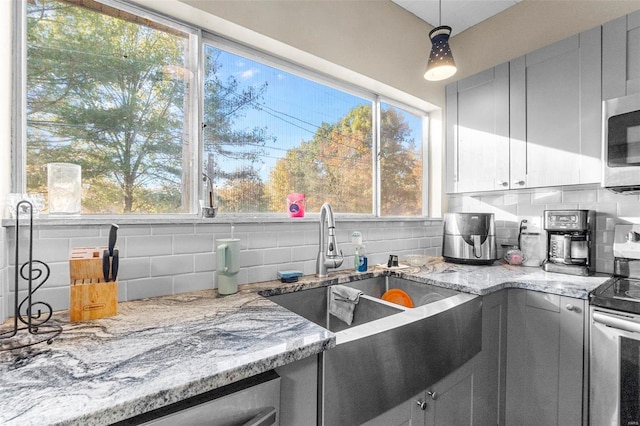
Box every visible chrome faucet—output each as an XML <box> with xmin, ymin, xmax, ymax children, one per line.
<box><xmin>316</xmin><ymin>203</ymin><xmax>344</xmax><ymax>277</ymax></box>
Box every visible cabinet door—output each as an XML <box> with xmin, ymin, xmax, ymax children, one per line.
<box><xmin>424</xmin><ymin>360</ymin><xmax>475</xmax><ymax>426</ymax></box>
<box><xmin>445</xmin><ymin>63</ymin><xmax>510</xmax><ymax>193</ymax></box>
<box><xmin>473</xmin><ymin>290</ymin><xmax>508</xmax><ymax>426</ymax></box>
<box><xmin>363</xmin><ymin>392</ymin><xmax>424</xmax><ymax>426</ymax></box>
<box><xmin>603</xmin><ymin>9</ymin><xmax>640</xmax><ymax>99</ymax></box>
<box><xmin>505</xmin><ymin>290</ymin><xmax>586</xmax><ymax>426</ymax></box>
<box><xmin>510</xmin><ymin>27</ymin><xmax>601</xmax><ymax>188</ymax></box>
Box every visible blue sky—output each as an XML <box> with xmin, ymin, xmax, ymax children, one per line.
<box><xmin>209</xmin><ymin>47</ymin><xmax>423</xmax><ymax>183</ymax></box>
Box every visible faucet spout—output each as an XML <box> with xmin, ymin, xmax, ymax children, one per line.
<box><xmin>316</xmin><ymin>203</ymin><xmax>344</xmax><ymax>277</ymax></box>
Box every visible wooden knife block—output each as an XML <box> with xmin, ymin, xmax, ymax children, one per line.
<box><xmin>69</xmin><ymin>247</ymin><xmax>118</xmax><ymax>322</ymax></box>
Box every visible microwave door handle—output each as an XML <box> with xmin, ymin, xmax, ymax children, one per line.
<box><xmin>593</xmin><ymin>311</ymin><xmax>640</xmax><ymax>334</ymax></box>
<box><xmin>563</xmin><ymin>235</ymin><xmax>572</xmax><ymax>263</ymax></box>
<box><xmin>473</xmin><ymin>234</ymin><xmax>482</xmax><ymax>258</ymax></box>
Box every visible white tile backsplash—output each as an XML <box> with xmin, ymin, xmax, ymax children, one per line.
<box><xmin>448</xmin><ymin>183</ymin><xmax>640</xmax><ymax>273</ymax></box>
<box><xmin>173</xmin><ymin>234</ymin><xmax>214</xmax><ymax>254</ymax></box>
<box><xmin>118</xmin><ymin>257</ymin><xmax>151</xmax><ymax>280</ymax></box>
<box><xmin>3</xmin><ymin>182</ymin><xmax>638</xmax><ymax>321</ymax></box>
<box><xmin>174</xmin><ymin>272</ymin><xmax>214</xmax><ymax>293</ymax></box>
<box><xmin>0</xmin><ymin>219</ymin><xmax>442</xmax><ymax>314</ymax></box>
<box><xmin>126</xmin><ymin>235</ymin><xmax>173</xmax><ymax>257</ymax></box>
<box><xmin>150</xmin><ymin>254</ymin><xmax>194</xmax><ymax>276</ymax></box>
<box><xmin>127</xmin><ymin>276</ymin><xmax>173</xmax><ymax>300</ymax></box>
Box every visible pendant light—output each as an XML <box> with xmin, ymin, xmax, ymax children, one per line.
<box><xmin>424</xmin><ymin>0</ymin><xmax>457</xmax><ymax>81</ymax></box>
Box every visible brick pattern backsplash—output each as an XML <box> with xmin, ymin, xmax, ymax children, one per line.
<box><xmin>448</xmin><ymin>184</ymin><xmax>640</xmax><ymax>274</ymax></box>
<box><xmin>0</xmin><ymin>219</ymin><xmax>443</xmax><ymax>320</ymax></box>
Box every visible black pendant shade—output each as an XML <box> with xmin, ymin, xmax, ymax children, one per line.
<box><xmin>424</xmin><ymin>25</ymin><xmax>457</xmax><ymax>81</ymax></box>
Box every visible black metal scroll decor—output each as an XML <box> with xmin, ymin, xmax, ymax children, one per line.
<box><xmin>0</xmin><ymin>200</ymin><xmax>62</xmax><ymax>351</ymax></box>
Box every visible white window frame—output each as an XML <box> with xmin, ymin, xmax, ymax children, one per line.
<box><xmin>14</xmin><ymin>0</ymin><xmax>201</xmax><ymax>216</ymax></box>
<box><xmin>202</xmin><ymin>33</ymin><xmax>429</xmax><ymax>218</ymax></box>
<box><xmin>12</xmin><ymin>0</ymin><xmax>430</xmax><ymax>219</ymax></box>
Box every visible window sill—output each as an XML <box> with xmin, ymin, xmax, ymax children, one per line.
<box><xmin>1</xmin><ymin>214</ymin><xmax>439</xmax><ymax>228</ymax></box>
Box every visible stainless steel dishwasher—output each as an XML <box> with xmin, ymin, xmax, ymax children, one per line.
<box><xmin>124</xmin><ymin>370</ymin><xmax>280</xmax><ymax>426</ymax></box>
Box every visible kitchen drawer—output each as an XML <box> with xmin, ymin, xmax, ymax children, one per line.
<box><xmin>126</xmin><ymin>370</ymin><xmax>280</xmax><ymax>426</ymax></box>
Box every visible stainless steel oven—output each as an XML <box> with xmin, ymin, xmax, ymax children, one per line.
<box><xmin>590</xmin><ymin>224</ymin><xmax>640</xmax><ymax>425</ymax></box>
<box><xmin>603</xmin><ymin>93</ymin><xmax>640</xmax><ymax>193</ymax></box>
<box><xmin>591</xmin><ymin>304</ymin><xmax>640</xmax><ymax>425</ymax></box>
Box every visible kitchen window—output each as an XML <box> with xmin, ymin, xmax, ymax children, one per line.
<box><xmin>19</xmin><ymin>0</ymin><xmax>199</xmax><ymax>215</ymax></box>
<box><xmin>15</xmin><ymin>0</ymin><xmax>428</xmax><ymax>217</ymax></box>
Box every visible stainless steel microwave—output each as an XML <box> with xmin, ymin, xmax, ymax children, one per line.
<box><xmin>603</xmin><ymin>92</ymin><xmax>640</xmax><ymax>193</ymax></box>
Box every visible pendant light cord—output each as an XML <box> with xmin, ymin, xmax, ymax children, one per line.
<box><xmin>439</xmin><ymin>0</ymin><xmax>442</xmax><ymax>26</ymax></box>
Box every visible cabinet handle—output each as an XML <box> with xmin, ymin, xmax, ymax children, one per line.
<box><xmin>627</xmin><ymin>231</ymin><xmax>640</xmax><ymax>242</ymax></box>
<box><xmin>416</xmin><ymin>399</ymin><xmax>427</xmax><ymax>410</ymax></box>
<box><xmin>497</xmin><ymin>180</ymin><xmax>508</xmax><ymax>187</ymax></box>
<box><xmin>241</xmin><ymin>407</ymin><xmax>277</xmax><ymax>426</ymax></box>
<box><xmin>566</xmin><ymin>304</ymin><xmax>575</xmax><ymax>311</ymax></box>
<box><xmin>513</xmin><ymin>180</ymin><xmax>525</xmax><ymax>186</ymax></box>
<box><xmin>427</xmin><ymin>391</ymin><xmax>437</xmax><ymax>400</ymax></box>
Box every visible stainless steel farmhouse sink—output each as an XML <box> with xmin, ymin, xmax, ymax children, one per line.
<box><xmin>268</xmin><ymin>276</ymin><xmax>482</xmax><ymax>425</ymax></box>
<box><xmin>347</xmin><ymin>275</ymin><xmax>462</xmax><ymax>307</ymax></box>
<box><xmin>267</xmin><ymin>284</ymin><xmax>403</xmax><ymax>333</ymax></box>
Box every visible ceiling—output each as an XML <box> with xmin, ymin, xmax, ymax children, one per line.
<box><xmin>391</xmin><ymin>0</ymin><xmax>523</xmax><ymax>36</ymax></box>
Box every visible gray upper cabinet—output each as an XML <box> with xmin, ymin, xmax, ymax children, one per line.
<box><xmin>603</xmin><ymin>9</ymin><xmax>640</xmax><ymax>99</ymax></box>
<box><xmin>446</xmin><ymin>26</ymin><xmax>603</xmax><ymax>193</ymax></box>
<box><xmin>510</xmin><ymin>26</ymin><xmax>602</xmax><ymax>188</ymax></box>
<box><xmin>445</xmin><ymin>63</ymin><xmax>509</xmax><ymax>193</ymax></box>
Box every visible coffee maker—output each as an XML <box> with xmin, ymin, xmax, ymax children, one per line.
<box><xmin>543</xmin><ymin>210</ymin><xmax>595</xmax><ymax>276</ymax></box>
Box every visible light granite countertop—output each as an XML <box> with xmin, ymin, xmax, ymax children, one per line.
<box><xmin>0</xmin><ymin>257</ymin><xmax>611</xmax><ymax>425</ymax></box>
<box><xmin>393</xmin><ymin>256</ymin><xmax>610</xmax><ymax>299</ymax></box>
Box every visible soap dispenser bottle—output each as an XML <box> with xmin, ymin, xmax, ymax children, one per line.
<box><xmin>352</xmin><ymin>231</ymin><xmax>368</xmax><ymax>273</ymax></box>
<box><xmin>356</xmin><ymin>244</ymin><xmax>368</xmax><ymax>273</ymax></box>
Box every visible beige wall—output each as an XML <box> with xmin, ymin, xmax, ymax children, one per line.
<box><xmin>166</xmin><ymin>0</ymin><xmax>640</xmax><ymax>109</ymax></box>
<box><xmin>178</xmin><ymin>0</ymin><xmax>441</xmax><ymax>106</ymax></box>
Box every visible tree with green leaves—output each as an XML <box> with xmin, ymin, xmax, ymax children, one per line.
<box><xmin>26</xmin><ymin>0</ymin><xmax>273</xmax><ymax>214</ymax></box>
<box><xmin>27</xmin><ymin>0</ymin><xmax>189</xmax><ymax>213</ymax></box>
<box><xmin>202</xmin><ymin>47</ymin><xmax>275</xmax><ymax>213</ymax></box>
<box><xmin>265</xmin><ymin>104</ymin><xmax>421</xmax><ymax>215</ymax></box>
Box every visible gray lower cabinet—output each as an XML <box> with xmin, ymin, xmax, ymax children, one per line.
<box><xmin>603</xmin><ymin>9</ymin><xmax>640</xmax><ymax>99</ymax></box>
<box><xmin>505</xmin><ymin>290</ymin><xmax>587</xmax><ymax>426</ymax></box>
<box><xmin>422</xmin><ymin>358</ymin><xmax>474</xmax><ymax>426</ymax></box>
<box><xmin>361</xmin><ymin>392</ymin><xmax>423</xmax><ymax>426</ymax></box>
<box><xmin>364</xmin><ymin>290</ymin><xmax>508</xmax><ymax>426</ymax></box>
<box><xmin>362</xmin><ymin>360</ymin><xmax>475</xmax><ymax>426</ymax></box>
<box><xmin>274</xmin><ymin>355</ymin><xmax>318</xmax><ymax>426</ymax></box>
<box><xmin>472</xmin><ymin>289</ymin><xmax>508</xmax><ymax>425</ymax></box>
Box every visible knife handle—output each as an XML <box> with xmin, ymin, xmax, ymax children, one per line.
<box><xmin>108</xmin><ymin>224</ymin><xmax>119</xmax><ymax>256</ymax></box>
<box><xmin>103</xmin><ymin>249</ymin><xmax>110</xmax><ymax>282</ymax></box>
<box><xmin>111</xmin><ymin>249</ymin><xmax>119</xmax><ymax>281</ymax></box>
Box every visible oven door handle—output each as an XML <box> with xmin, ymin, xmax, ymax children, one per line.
<box><xmin>593</xmin><ymin>311</ymin><xmax>640</xmax><ymax>334</ymax></box>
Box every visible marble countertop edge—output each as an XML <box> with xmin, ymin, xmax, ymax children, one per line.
<box><xmin>64</xmin><ymin>339</ymin><xmax>334</xmax><ymax>426</ymax></box>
